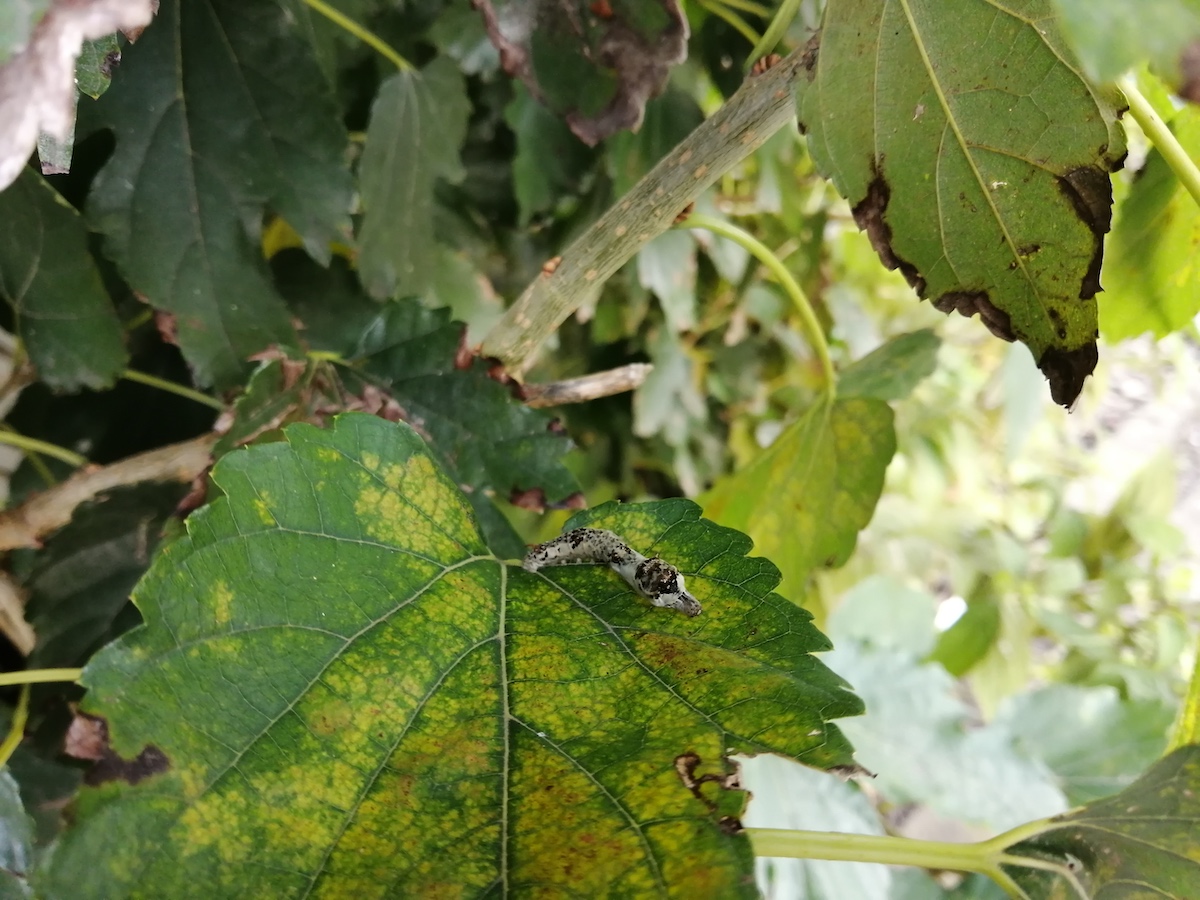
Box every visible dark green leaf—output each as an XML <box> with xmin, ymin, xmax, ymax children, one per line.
<box><xmin>358</xmin><ymin>56</ymin><xmax>471</xmax><ymax>299</ymax></box>
<box><xmin>839</xmin><ymin>329</ymin><xmax>941</xmax><ymax>402</ymax></box>
<box><xmin>41</xmin><ymin>415</ymin><xmax>861</xmax><ymax>898</ymax></box>
<box><xmin>995</xmin><ymin>684</ymin><xmax>1173</xmax><ymax>805</ymax></box>
<box><xmin>75</xmin><ymin>35</ymin><xmax>120</xmax><ymax>99</ymax></box>
<box><xmin>475</xmin><ymin>0</ymin><xmax>687</xmax><ymax>145</ymax></box>
<box><xmin>1100</xmin><ymin>106</ymin><xmax>1200</xmax><ymax>340</ymax></box>
<box><xmin>799</xmin><ymin>1</ymin><xmax>1126</xmax><ymax>406</ymax></box>
<box><xmin>26</xmin><ymin>484</ymin><xmax>186</xmax><ymax>670</ymax></box>
<box><xmin>0</xmin><ymin>771</ymin><xmax>33</xmax><ymax>899</ymax></box>
<box><xmin>276</xmin><ymin>252</ymin><xmax>580</xmax><ymax>539</ymax></box>
<box><xmin>505</xmin><ymin>86</ymin><xmax>595</xmax><ymax>225</ymax></box>
<box><xmin>702</xmin><ymin>396</ymin><xmax>895</xmax><ymax>599</ymax></box>
<box><xmin>357</xmin><ymin>302</ymin><xmax>581</xmax><ymax>508</ymax></box>
<box><xmin>0</xmin><ymin>168</ymin><xmax>125</xmax><ymax>390</ymax></box>
<box><xmin>1006</xmin><ymin>745</ymin><xmax>1200</xmax><ymax>897</ymax></box>
<box><xmin>1052</xmin><ymin>0</ymin><xmax>1200</xmax><ymax>82</ymax></box>
<box><xmin>81</xmin><ymin>0</ymin><xmax>352</xmax><ymax>386</ymax></box>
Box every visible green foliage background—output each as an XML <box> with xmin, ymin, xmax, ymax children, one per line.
<box><xmin>0</xmin><ymin>0</ymin><xmax>1195</xmax><ymax>898</ymax></box>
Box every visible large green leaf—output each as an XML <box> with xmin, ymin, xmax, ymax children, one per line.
<box><xmin>358</xmin><ymin>56</ymin><xmax>471</xmax><ymax>300</ymax></box>
<box><xmin>838</xmin><ymin>329</ymin><xmax>941</xmax><ymax>402</ymax></box>
<box><xmin>0</xmin><ymin>168</ymin><xmax>125</xmax><ymax>390</ymax></box>
<box><xmin>799</xmin><ymin>0</ymin><xmax>1126</xmax><ymax>406</ymax></box>
<box><xmin>25</xmin><ymin>484</ymin><xmax>185</xmax><ymax>670</ymax></box>
<box><xmin>1005</xmin><ymin>744</ymin><xmax>1200</xmax><ymax>897</ymax></box>
<box><xmin>81</xmin><ymin>0</ymin><xmax>352</xmax><ymax>387</ymax></box>
<box><xmin>1100</xmin><ymin>106</ymin><xmax>1200</xmax><ymax>340</ymax></box>
<box><xmin>40</xmin><ymin>414</ymin><xmax>862</xmax><ymax>898</ymax></box>
<box><xmin>702</xmin><ymin>396</ymin><xmax>895</xmax><ymax>599</ymax></box>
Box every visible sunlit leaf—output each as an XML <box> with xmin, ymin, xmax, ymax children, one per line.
<box><xmin>80</xmin><ymin>0</ymin><xmax>352</xmax><ymax>386</ymax></box>
<box><xmin>0</xmin><ymin>168</ymin><xmax>125</xmax><ymax>390</ymax></box>
<box><xmin>1100</xmin><ymin>106</ymin><xmax>1200</xmax><ymax>340</ymax></box>
<box><xmin>40</xmin><ymin>415</ymin><xmax>862</xmax><ymax>898</ymax></box>
<box><xmin>702</xmin><ymin>396</ymin><xmax>895</xmax><ymax>599</ymax></box>
<box><xmin>358</xmin><ymin>56</ymin><xmax>470</xmax><ymax>299</ymax></box>
<box><xmin>838</xmin><ymin>329</ymin><xmax>941</xmax><ymax>402</ymax></box>
<box><xmin>799</xmin><ymin>0</ymin><xmax>1126</xmax><ymax>406</ymax></box>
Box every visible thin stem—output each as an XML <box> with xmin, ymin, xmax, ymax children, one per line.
<box><xmin>1119</xmin><ymin>74</ymin><xmax>1200</xmax><ymax>209</ymax></box>
<box><xmin>300</xmin><ymin>0</ymin><xmax>413</xmax><ymax>71</ymax></box>
<box><xmin>716</xmin><ymin>0</ymin><xmax>771</xmax><ymax>16</ymax></box>
<box><xmin>684</xmin><ymin>213</ymin><xmax>835</xmax><ymax>398</ymax></box>
<box><xmin>0</xmin><ymin>668</ymin><xmax>83</xmax><ymax>687</ymax></box>
<box><xmin>696</xmin><ymin>0</ymin><xmax>761</xmax><ymax>46</ymax></box>
<box><xmin>1169</xmin><ymin>634</ymin><xmax>1200</xmax><ymax>750</ymax></box>
<box><xmin>480</xmin><ymin>48</ymin><xmax>812</xmax><ymax>373</ymax></box>
<box><xmin>0</xmin><ymin>430</ymin><xmax>86</xmax><ymax>468</ymax></box>
<box><xmin>748</xmin><ymin>0</ymin><xmax>802</xmax><ymax>66</ymax></box>
<box><xmin>0</xmin><ymin>685</ymin><xmax>29</xmax><ymax>769</ymax></box>
<box><xmin>122</xmin><ymin>369</ymin><xmax>224</xmax><ymax>411</ymax></box>
<box><xmin>996</xmin><ymin>853</ymin><xmax>1090</xmax><ymax>900</ymax></box>
<box><xmin>746</xmin><ymin>828</ymin><xmax>994</xmax><ymax>872</ymax></box>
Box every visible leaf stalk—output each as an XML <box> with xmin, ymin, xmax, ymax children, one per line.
<box><xmin>300</xmin><ymin>0</ymin><xmax>414</xmax><ymax>72</ymax></box>
<box><xmin>683</xmin><ymin>213</ymin><xmax>835</xmax><ymax>399</ymax></box>
<box><xmin>122</xmin><ymin>369</ymin><xmax>224</xmax><ymax>411</ymax></box>
<box><xmin>1119</xmin><ymin>74</ymin><xmax>1200</xmax><ymax>209</ymax></box>
<box><xmin>0</xmin><ymin>429</ymin><xmax>86</xmax><ymax>468</ymax></box>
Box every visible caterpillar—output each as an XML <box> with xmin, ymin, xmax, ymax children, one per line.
<box><xmin>522</xmin><ymin>527</ymin><xmax>702</xmax><ymax>617</ymax></box>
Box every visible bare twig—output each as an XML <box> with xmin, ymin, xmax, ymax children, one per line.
<box><xmin>0</xmin><ymin>572</ymin><xmax>34</xmax><ymax>655</ymax></box>
<box><xmin>479</xmin><ymin>43</ymin><xmax>814</xmax><ymax>374</ymax></box>
<box><xmin>0</xmin><ymin>433</ymin><xmax>217</xmax><ymax>551</ymax></box>
<box><xmin>523</xmin><ymin>364</ymin><xmax>654</xmax><ymax>407</ymax></box>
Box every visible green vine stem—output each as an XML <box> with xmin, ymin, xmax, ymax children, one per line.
<box><xmin>1119</xmin><ymin>74</ymin><xmax>1200</xmax><ymax>209</ymax></box>
<box><xmin>0</xmin><ymin>668</ymin><xmax>83</xmax><ymax>687</ymax></box>
<box><xmin>122</xmin><ymin>369</ymin><xmax>225</xmax><ymax>412</ymax></box>
<box><xmin>747</xmin><ymin>0</ymin><xmax>802</xmax><ymax>65</ymax></box>
<box><xmin>300</xmin><ymin>0</ymin><xmax>414</xmax><ymax>72</ymax></box>
<box><xmin>0</xmin><ymin>685</ymin><xmax>29</xmax><ymax>769</ymax></box>
<box><xmin>683</xmin><ymin>213</ymin><xmax>835</xmax><ymax>399</ymax></box>
<box><xmin>479</xmin><ymin>46</ymin><xmax>813</xmax><ymax>375</ymax></box>
<box><xmin>0</xmin><ymin>429</ymin><xmax>86</xmax><ymax>468</ymax></box>
<box><xmin>696</xmin><ymin>0</ymin><xmax>761</xmax><ymax>46</ymax></box>
<box><xmin>747</xmin><ymin>815</ymin><xmax>1096</xmax><ymax>900</ymax></box>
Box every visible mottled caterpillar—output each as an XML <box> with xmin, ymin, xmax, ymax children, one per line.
<box><xmin>522</xmin><ymin>527</ymin><xmax>702</xmax><ymax>617</ymax></box>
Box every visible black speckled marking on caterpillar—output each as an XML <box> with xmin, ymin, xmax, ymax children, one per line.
<box><xmin>522</xmin><ymin>527</ymin><xmax>702</xmax><ymax>617</ymax></box>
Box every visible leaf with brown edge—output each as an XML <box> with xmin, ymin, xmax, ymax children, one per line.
<box><xmin>474</xmin><ymin>0</ymin><xmax>688</xmax><ymax>145</ymax></box>
<box><xmin>39</xmin><ymin>415</ymin><xmax>862</xmax><ymax>899</ymax></box>
<box><xmin>798</xmin><ymin>0</ymin><xmax>1126</xmax><ymax>406</ymax></box>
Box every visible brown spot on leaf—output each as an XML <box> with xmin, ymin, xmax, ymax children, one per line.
<box><xmin>1057</xmin><ymin>166</ymin><xmax>1114</xmax><ymax>299</ymax></box>
<box><xmin>852</xmin><ymin>171</ymin><xmax>927</xmax><ymax>297</ymax></box>
<box><xmin>66</xmin><ymin>712</ymin><xmax>171</xmax><ymax>787</ymax></box>
<box><xmin>933</xmin><ymin>290</ymin><xmax>1016</xmax><ymax>342</ymax></box>
<box><xmin>1039</xmin><ymin>343</ymin><xmax>1097</xmax><ymax>408</ymax></box>
<box><xmin>673</xmin><ymin>751</ymin><xmax>746</xmax><ymax>826</ymax></box>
